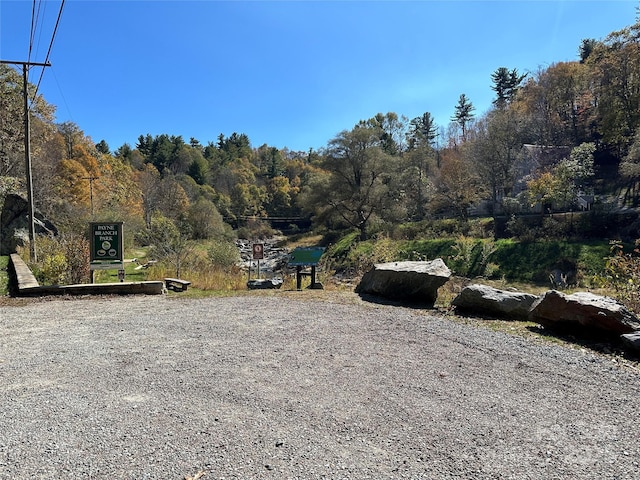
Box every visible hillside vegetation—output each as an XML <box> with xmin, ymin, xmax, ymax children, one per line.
<box><xmin>2</xmin><ymin>16</ymin><xmax>640</xmax><ymax>309</ymax></box>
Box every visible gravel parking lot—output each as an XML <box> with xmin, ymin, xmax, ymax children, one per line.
<box><xmin>1</xmin><ymin>293</ymin><xmax>639</xmax><ymax>479</ymax></box>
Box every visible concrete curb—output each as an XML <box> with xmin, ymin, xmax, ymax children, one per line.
<box><xmin>9</xmin><ymin>254</ymin><xmax>164</xmax><ymax>296</ymax></box>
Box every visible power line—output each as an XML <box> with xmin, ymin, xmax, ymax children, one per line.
<box><xmin>28</xmin><ymin>1</ymin><xmax>36</xmax><ymax>66</ymax></box>
<box><xmin>50</xmin><ymin>67</ymin><xmax>74</xmax><ymax>122</ymax></box>
<box><xmin>34</xmin><ymin>1</ymin><xmax>49</xmax><ymax>63</ymax></box>
<box><xmin>28</xmin><ymin>2</ymin><xmax>33</xmax><ymax>69</ymax></box>
<box><xmin>28</xmin><ymin>1</ymin><xmax>45</xmax><ymax>67</ymax></box>
<box><xmin>32</xmin><ymin>0</ymin><xmax>65</xmax><ymax>104</ymax></box>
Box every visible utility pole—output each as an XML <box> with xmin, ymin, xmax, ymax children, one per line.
<box><xmin>0</xmin><ymin>59</ymin><xmax>51</xmax><ymax>262</ymax></box>
<box><xmin>83</xmin><ymin>175</ymin><xmax>98</xmax><ymax>218</ymax></box>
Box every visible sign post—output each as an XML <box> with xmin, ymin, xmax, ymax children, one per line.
<box><xmin>89</xmin><ymin>222</ymin><xmax>124</xmax><ymax>282</ymax></box>
<box><xmin>288</xmin><ymin>247</ymin><xmax>325</xmax><ymax>290</ymax></box>
<box><xmin>252</xmin><ymin>243</ymin><xmax>264</xmax><ymax>279</ymax></box>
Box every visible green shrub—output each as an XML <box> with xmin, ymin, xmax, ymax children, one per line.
<box><xmin>397</xmin><ymin>238</ymin><xmax>456</xmax><ymax>262</ymax></box>
<box><xmin>208</xmin><ymin>240</ymin><xmax>241</xmax><ymax>270</ymax></box>
<box><xmin>441</xmin><ymin>236</ymin><xmax>498</xmax><ymax>277</ymax></box>
<box><xmin>389</xmin><ymin>218</ymin><xmax>495</xmax><ymax>241</ymax></box>
<box><xmin>343</xmin><ymin>234</ymin><xmax>399</xmax><ymax>274</ymax></box>
<box><xmin>323</xmin><ymin>230</ymin><xmax>610</xmax><ymax>286</ymax></box>
<box><xmin>576</xmin><ymin>242</ymin><xmax>612</xmax><ymax>280</ymax></box>
<box><xmin>593</xmin><ymin>241</ymin><xmax>640</xmax><ymax>313</ymax></box>
<box><xmin>137</xmin><ymin>214</ymin><xmax>194</xmax><ymax>278</ymax></box>
<box><xmin>25</xmin><ymin>233</ymin><xmax>90</xmax><ymax>285</ymax></box>
<box><xmin>450</xmin><ymin>235</ymin><xmax>478</xmax><ymax>276</ymax></box>
<box><xmin>236</xmin><ymin>218</ymin><xmax>276</xmax><ymax>240</ymax></box>
<box><xmin>323</xmin><ymin>230</ymin><xmax>360</xmax><ymax>273</ymax></box>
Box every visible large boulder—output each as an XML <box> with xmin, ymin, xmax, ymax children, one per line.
<box><xmin>529</xmin><ymin>290</ymin><xmax>640</xmax><ymax>336</ymax></box>
<box><xmin>621</xmin><ymin>332</ymin><xmax>640</xmax><ymax>354</ymax></box>
<box><xmin>0</xmin><ymin>194</ymin><xmax>57</xmax><ymax>255</ymax></box>
<box><xmin>452</xmin><ymin>284</ymin><xmax>538</xmax><ymax>321</ymax></box>
<box><xmin>355</xmin><ymin>259</ymin><xmax>451</xmax><ymax>306</ymax></box>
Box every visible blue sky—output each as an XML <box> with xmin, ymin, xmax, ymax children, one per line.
<box><xmin>0</xmin><ymin>0</ymin><xmax>636</xmax><ymax>153</ymax></box>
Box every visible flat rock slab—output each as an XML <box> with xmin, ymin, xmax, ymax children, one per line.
<box><xmin>452</xmin><ymin>284</ymin><xmax>538</xmax><ymax>321</ymax></box>
<box><xmin>529</xmin><ymin>290</ymin><xmax>640</xmax><ymax>336</ymax></box>
<box><xmin>355</xmin><ymin>259</ymin><xmax>451</xmax><ymax>305</ymax></box>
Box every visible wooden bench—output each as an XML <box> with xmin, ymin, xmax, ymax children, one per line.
<box><xmin>164</xmin><ymin>278</ymin><xmax>191</xmax><ymax>292</ymax></box>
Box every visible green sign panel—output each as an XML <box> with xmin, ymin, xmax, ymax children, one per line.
<box><xmin>90</xmin><ymin>222</ymin><xmax>124</xmax><ymax>264</ymax></box>
<box><xmin>288</xmin><ymin>247</ymin><xmax>325</xmax><ymax>266</ymax></box>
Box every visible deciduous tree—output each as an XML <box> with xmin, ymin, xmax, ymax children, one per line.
<box><xmin>136</xmin><ymin>163</ymin><xmax>162</xmax><ymax>226</ymax></box>
<box><xmin>517</xmin><ymin>62</ymin><xmax>592</xmax><ymax>146</ymax></box>
<box><xmin>186</xmin><ymin>197</ymin><xmax>228</xmax><ymax>240</ymax></box>
<box><xmin>320</xmin><ymin>123</ymin><xmax>396</xmax><ymax>239</ymax></box>
<box><xmin>138</xmin><ymin>213</ymin><xmax>193</xmax><ymax>278</ymax></box>
<box><xmin>586</xmin><ymin>22</ymin><xmax>640</xmax><ymax>155</ymax></box>
<box><xmin>360</xmin><ymin>112</ymin><xmax>408</xmax><ymax>155</ymax></box>
<box><xmin>432</xmin><ymin>148</ymin><xmax>481</xmax><ymax>218</ymax></box>
<box><xmin>54</xmin><ymin>159</ymin><xmax>91</xmax><ymax>210</ymax></box>
<box><xmin>0</xmin><ymin>64</ymin><xmax>55</xmax><ymax>177</ymax></box>
<box><xmin>471</xmin><ymin>109</ymin><xmax>526</xmax><ymax>213</ymax></box>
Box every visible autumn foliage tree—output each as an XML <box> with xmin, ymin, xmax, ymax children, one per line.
<box><xmin>432</xmin><ymin>148</ymin><xmax>481</xmax><ymax>218</ymax></box>
<box><xmin>5</xmin><ymin>13</ymin><xmax>640</xmax><ymax>259</ymax></box>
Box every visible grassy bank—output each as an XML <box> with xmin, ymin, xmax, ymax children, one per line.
<box><xmin>0</xmin><ymin>233</ymin><xmax>618</xmax><ymax>296</ymax></box>
<box><xmin>325</xmin><ymin>232</ymin><xmax>614</xmax><ymax>288</ymax></box>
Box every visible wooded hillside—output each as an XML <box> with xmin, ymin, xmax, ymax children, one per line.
<box><xmin>3</xmin><ymin>19</ymin><xmax>640</xmax><ymax>244</ymax></box>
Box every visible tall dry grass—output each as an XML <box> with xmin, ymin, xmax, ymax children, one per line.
<box><xmin>147</xmin><ymin>264</ymin><xmax>247</xmax><ymax>291</ymax></box>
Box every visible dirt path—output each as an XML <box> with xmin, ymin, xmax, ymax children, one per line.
<box><xmin>1</xmin><ymin>294</ymin><xmax>639</xmax><ymax>479</ymax></box>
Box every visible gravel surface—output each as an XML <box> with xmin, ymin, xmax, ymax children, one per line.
<box><xmin>1</xmin><ymin>293</ymin><xmax>640</xmax><ymax>479</ymax></box>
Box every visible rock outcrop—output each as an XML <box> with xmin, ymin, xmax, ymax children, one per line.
<box><xmin>236</xmin><ymin>238</ymin><xmax>289</xmax><ymax>276</ymax></box>
<box><xmin>529</xmin><ymin>290</ymin><xmax>640</xmax><ymax>336</ymax></box>
<box><xmin>355</xmin><ymin>259</ymin><xmax>451</xmax><ymax>306</ymax></box>
<box><xmin>0</xmin><ymin>194</ymin><xmax>57</xmax><ymax>255</ymax></box>
<box><xmin>452</xmin><ymin>284</ymin><xmax>538</xmax><ymax>321</ymax></box>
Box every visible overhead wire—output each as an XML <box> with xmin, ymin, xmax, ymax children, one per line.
<box><xmin>27</xmin><ymin>0</ymin><xmax>37</xmax><ymax>68</ymax></box>
<box><xmin>27</xmin><ymin>1</ymin><xmax>45</xmax><ymax>73</ymax></box>
<box><xmin>31</xmin><ymin>0</ymin><xmax>65</xmax><ymax>106</ymax></box>
<box><xmin>50</xmin><ymin>67</ymin><xmax>74</xmax><ymax>123</ymax></box>
<box><xmin>34</xmin><ymin>1</ymin><xmax>49</xmax><ymax>64</ymax></box>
